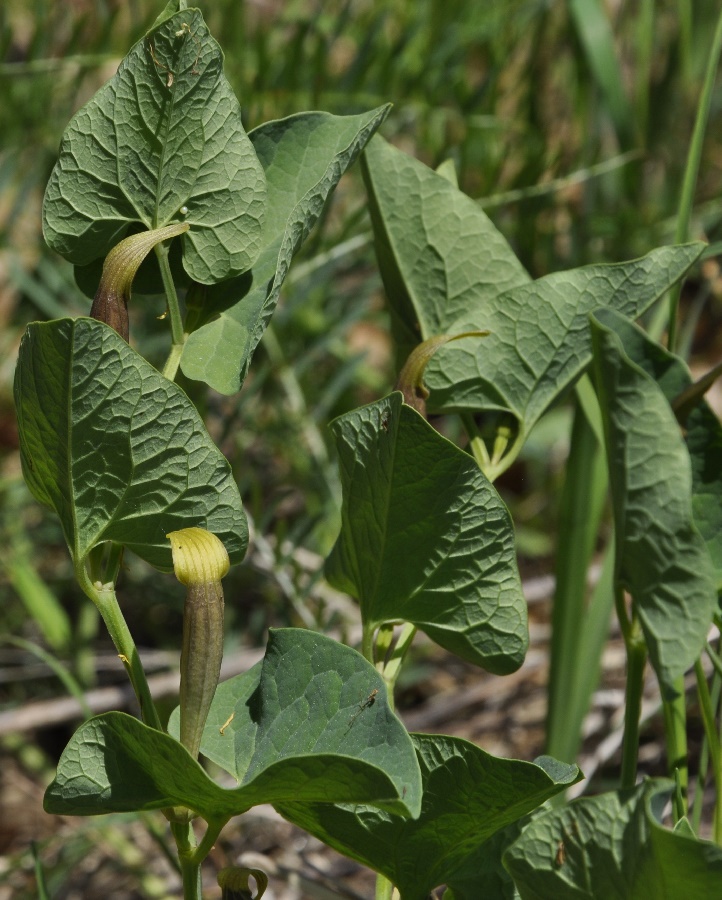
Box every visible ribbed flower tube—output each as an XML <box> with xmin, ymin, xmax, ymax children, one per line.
<box><xmin>90</xmin><ymin>222</ymin><xmax>189</xmax><ymax>341</ymax></box>
<box><xmin>168</xmin><ymin>527</ymin><xmax>229</xmax><ymax>761</ymax></box>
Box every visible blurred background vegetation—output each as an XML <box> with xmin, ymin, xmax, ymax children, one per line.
<box><xmin>1</xmin><ymin>0</ymin><xmax>722</xmax><ymax>896</ymax></box>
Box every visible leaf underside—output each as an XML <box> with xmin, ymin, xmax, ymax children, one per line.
<box><xmin>590</xmin><ymin>311</ymin><xmax>717</xmax><ymax>691</ymax></box>
<box><xmin>179</xmin><ymin>105</ymin><xmax>390</xmax><ymax>394</ymax></box>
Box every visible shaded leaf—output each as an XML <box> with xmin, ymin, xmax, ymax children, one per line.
<box><xmin>277</xmin><ymin>734</ymin><xmax>579</xmax><ymax>900</ymax></box>
<box><xmin>180</xmin><ymin>106</ymin><xmax>390</xmax><ymax>394</ymax></box>
<box><xmin>14</xmin><ymin>318</ymin><xmax>246</xmax><ymax>571</ymax></box>
<box><xmin>326</xmin><ymin>392</ymin><xmax>528</xmax><ymax>673</ymax></box>
<box><xmin>43</xmin><ymin>8</ymin><xmax>266</xmax><ymax>283</ymax></box>
<box><xmin>592</xmin><ymin>307</ymin><xmax>722</xmax><ymax>590</ymax></box>
<box><xmin>590</xmin><ymin>313</ymin><xmax>717</xmax><ymax>690</ymax></box>
<box><xmin>47</xmin><ymin>630</ymin><xmax>420</xmax><ymax>820</ymax></box>
<box><xmin>504</xmin><ymin>780</ymin><xmax>722</xmax><ymax>899</ymax></box>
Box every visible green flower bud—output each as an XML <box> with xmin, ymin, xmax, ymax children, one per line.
<box><xmin>91</xmin><ymin>222</ymin><xmax>189</xmax><ymax>341</ymax></box>
<box><xmin>168</xmin><ymin>527</ymin><xmax>229</xmax><ymax>761</ymax></box>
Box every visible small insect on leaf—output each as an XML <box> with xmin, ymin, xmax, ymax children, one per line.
<box><xmin>347</xmin><ymin>688</ymin><xmax>379</xmax><ymax>730</ymax></box>
<box><xmin>555</xmin><ymin>840</ymin><xmax>566</xmax><ymax>868</ymax></box>
<box><xmin>380</xmin><ymin>410</ymin><xmax>390</xmax><ymax>432</ymax></box>
<box><xmin>219</xmin><ymin>712</ymin><xmax>235</xmax><ymax>735</ymax></box>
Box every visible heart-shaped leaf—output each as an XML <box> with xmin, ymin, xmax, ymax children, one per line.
<box><xmin>361</xmin><ymin>134</ymin><xmax>530</xmax><ymax>357</ymax></box>
<box><xmin>47</xmin><ymin>629</ymin><xmax>420</xmax><ymax>820</ymax></box>
<box><xmin>504</xmin><ymin>780</ymin><xmax>722</xmax><ymax>899</ymax></box>
<box><xmin>179</xmin><ymin>106</ymin><xmax>390</xmax><ymax>394</ymax></box>
<box><xmin>276</xmin><ymin>734</ymin><xmax>579</xmax><ymax>900</ymax></box>
<box><xmin>592</xmin><ymin>307</ymin><xmax>722</xmax><ymax>591</ymax></box>
<box><xmin>168</xmin><ymin>628</ymin><xmax>422</xmax><ymax>818</ymax></box>
<box><xmin>14</xmin><ymin>317</ymin><xmax>246</xmax><ymax>571</ymax></box>
<box><xmin>326</xmin><ymin>392</ymin><xmax>528</xmax><ymax>673</ymax></box>
<box><xmin>43</xmin><ymin>7</ymin><xmax>266</xmax><ymax>284</ymax></box>
<box><xmin>590</xmin><ymin>312</ymin><xmax>717</xmax><ymax>691</ymax></box>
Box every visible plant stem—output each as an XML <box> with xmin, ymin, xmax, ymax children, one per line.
<box><xmin>382</xmin><ymin>623</ymin><xmax>417</xmax><ymax>701</ymax></box>
<box><xmin>461</xmin><ymin>413</ymin><xmax>492</xmax><ymax>472</ymax></box>
<box><xmin>619</xmin><ymin>608</ymin><xmax>646</xmax><ymax>790</ymax></box>
<box><xmin>695</xmin><ymin>659</ymin><xmax>722</xmax><ymax>843</ymax></box>
<box><xmin>76</xmin><ymin>564</ymin><xmax>162</xmax><ymax>731</ymax></box>
<box><xmin>156</xmin><ymin>241</ymin><xmax>186</xmax><ymax>381</ymax></box>
<box><xmin>375</xmin><ymin>873</ymin><xmax>394</xmax><ymax>900</ymax></box>
<box><xmin>171</xmin><ymin>820</ymin><xmax>202</xmax><ymax>900</ymax></box>
<box><xmin>662</xmin><ymin>677</ymin><xmax>689</xmax><ymax>820</ymax></box>
<box><xmin>667</xmin><ymin>4</ymin><xmax>722</xmax><ymax>352</ymax></box>
<box><xmin>361</xmin><ymin>624</ymin><xmax>375</xmax><ymax>665</ymax></box>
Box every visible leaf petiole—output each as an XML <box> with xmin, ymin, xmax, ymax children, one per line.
<box><xmin>156</xmin><ymin>240</ymin><xmax>186</xmax><ymax>381</ymax></box>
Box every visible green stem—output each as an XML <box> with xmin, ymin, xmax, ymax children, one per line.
<box><xmin>546</xmin><ymin>398</ymin><xmax>607</xmax><ymax>762</ymax></box>
<box><xmin>381</xmin><ymin>624</ymin><xmax>417</xmax><ymax>701</ymax></box>
<box><xmin>695</xmin><ymin>659</ymin><xmax>722</xmax><ymax>843</ymax></box>
<box><xmin>155</xmin><ymin>241</ymin><xmax>186</xmax><ymax>381</ymax></box>
<box><xmin>361</xmin><ymin>624</ymin><xmax>375</xmax><ymax>665</ymax></box>
<box><xmin>620</xmin><ymin>609</ymin><xmax>646</xmax><ymax>790</ymax></box>
<box><xmin>76</xmin><ymin>564</ymin><xmax>162</xmax><ymax>731</ymax></box>
<box><xmin>662</xmin><ymin>676</ymin><xmax>688</xmax><ymax>820</ymax></box>
<box><xmin>103</xmin><ymin>541</ymin><xmax>125</xmax><ymax>585</ymax></box>
<box><xmin>667</xmin><ymin>4</ymin><xmax>722</xmax><ymax>352</ymax></box>
<box><xmin>375</xmin><ymin>873</ymin><xmax>394</xmax><ymax>900</ymax></box>
<box><xmin>171</xmin><ymin>820</ymin><xmax>201</xmax><ymax>900</ymax></box>
<box><xmin>461</xmin><ymin>413</ymin><xmax>492</xmax><ymax>472</ymax></box>
<box><xmin>190</xmin><ymin>817</ymin><xmax>228</xmax><ymax>865</ymax></box>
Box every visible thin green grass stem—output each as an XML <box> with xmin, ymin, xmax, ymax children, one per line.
<box><xmin>546</xmin><ymin>398</ymin><xmax>608</xmax><ymax>762</ymax></box>
<box><xmin>662</xmin><ymin>676</ymin><xmax>689</xmax><ymax>820</ymax></box>
<box><xmin>694</xmin><ymin>659</ymin><xmax>722</xmax><ymax>843</ymax></box>
<box><xmin>618</xmin><ymin>599</ymin><xmax>646</xmax><ymax>790</ymax></box>
<box><xmin>667</xmin><ymin>5</ymin><xmax>722</xmax><ymax>352</ymax></box>
<box><xmin>550</xmin><ymin>542</ymin><xmax>615</xmax><ymax>784</ymax></box>
<box><xmin>156</xmin><ymin>241</ymin><xmax>186</xmax><ymax>381</ymax></box>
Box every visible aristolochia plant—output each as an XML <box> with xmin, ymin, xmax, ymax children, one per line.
<box><xmin>14</xmin><ymin>1</ymin><xmax>722</xmax><ymax>898</ymax></box>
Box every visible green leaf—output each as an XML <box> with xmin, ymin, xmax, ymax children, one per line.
<box><xmin>592</xmin><ymin>308</ymin><xmax>722</xmax><ymax>591</ymax></box>
<box><xmin>180</xmin><ymin>106</ymin><xmax>390</xmax><ymax>394</ymax></box>
<box><xmin>590</xmin><ymin>313</ymin><xmax>717</xmax><ymax>691</ymax></box>
<box><xmin>14</xmin><ymin>317</ymin><xmax>246</xmax><ymax>571</ymax></box>
<box><xmin>504</xmin><ymin>780</ymin><xmax>722</xmax><ymax>899</ymax></box>
<box><xmin>326</xmin><ymin>392</ymin><xmax>528</xmax><ymax>673</ymax></box>
<box><xmin>168</xmin><ymin>628</ymin><xmax>422</xmax><ymax>818</ymax></box>
<box><xmin>361</xmin><ymin>134</ymin><xmax>530</xmax><ymax>357</ymax></box>
<box><xmin>43</xmin><ymin>8</ymin><xmax>266</xmax><ymax>284</ymax></box>
<box><xmin>361</xmin><ymin>138</ymin><xmax>703</xmax><ymax>439</ymax></box>
<box><xmin>276</xmin><ymin>734</ymin><xmax>579</xmax><ymax>900</ymax></box>
<box><xmin>47</xmin><ymin>630</ymin><xmax>420</xmax><ymax>820</ymax></box>
<box><xmin>425</xmin><ymin>244</ymin><xmax>704</xmax><ymax>436</ymax></box>
<box><xmin>443</xmin><ymin>822</ymin><xmax>524</xmax><ymax>900</ymax></box>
